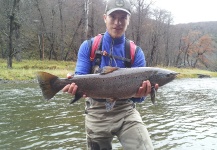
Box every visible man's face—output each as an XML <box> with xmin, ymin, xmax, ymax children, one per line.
<box><xmin>104</xmin><ymin>10</ymin><xmax>130</xmax><ymax>38</ymax></box>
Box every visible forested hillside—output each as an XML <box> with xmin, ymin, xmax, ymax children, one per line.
<box><xmin>170</xmin><ymin>21</ymin><xmax>217</xmax><ymax>70</ymax></box>
<box><xmin>0</xmin><ymin>0</ymin><xmax>217</xmax><ymax>71</ymax></box>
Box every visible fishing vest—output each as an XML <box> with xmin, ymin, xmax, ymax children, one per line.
<box><xmin>88</xmin><ymin>34</ymin><xmax>138</xmax><ymax>73</ymax></box>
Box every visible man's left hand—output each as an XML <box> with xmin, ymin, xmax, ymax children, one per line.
<box><xmin>134</xmin><ymin>80</ymin><xmax>158</xmax><ymax>98</ymax></box>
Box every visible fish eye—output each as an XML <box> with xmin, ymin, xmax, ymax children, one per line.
<box><xmin>166</xmin><ymin>74</ymin><xmax>170</xmax><ymax>77</ymax></box>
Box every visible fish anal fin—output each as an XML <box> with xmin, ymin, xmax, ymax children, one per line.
<box><xmin>69</xmin><ymin>92</ymin><xmax>83</xmax><ymax>104</ymax></box>
<box><xmin>100</xmin><ymin>66</ymin><xmax>119</xmax><ymax>75</ymax></box>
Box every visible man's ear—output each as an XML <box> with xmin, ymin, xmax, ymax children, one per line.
<box><xmin>103</xmin><ymin>14</ymin><xmax>107</xmax><ymax>23</ymax></box>
<box><xmin>127</xmin><ymin>15</ymin><xmax>130</xmax><ymax>25</ymax></box>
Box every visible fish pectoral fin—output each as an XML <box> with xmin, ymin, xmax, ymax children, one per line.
<box><xmin>150</xmin><ymin>86</ymin><xmax>156</xmax><ymax>104</ymax></box>
<box><xmin>100</xmin><ymin>66</ymin><xmax>119</xmax><ymax>75</ymax></box>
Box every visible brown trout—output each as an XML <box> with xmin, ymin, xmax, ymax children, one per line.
<box><xmin>36</xmin><ymin>66</ymin><xmax>178</xmax><ymax>104</ymax></box>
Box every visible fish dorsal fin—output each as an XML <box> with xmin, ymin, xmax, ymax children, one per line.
<box><xmin>100</xmin><ymin>66</ymin><xmax>119</xmax><ymax>75</ymax></box>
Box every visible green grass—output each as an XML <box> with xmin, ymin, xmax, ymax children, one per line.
<box><xmin>0</xmin><ymin>59</ymin><xmax>76</xmax><ymax>80</ymax></box>
<box><xmin>0</xmin><ymin>59</ymin><xmax>217</xmax><ymax>81</ymax></box>
<box><xmin>164</xmin><ymin>66</ymin><xmax>217</xmax><ymax>78</ymax></box>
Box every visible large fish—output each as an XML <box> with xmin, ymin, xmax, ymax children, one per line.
<box><xmin>36</xmin><ymin>66</ymin><xmax>178</xmax><ymax>104</ymax></box>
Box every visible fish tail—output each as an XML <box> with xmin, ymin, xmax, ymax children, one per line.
<box><xmin>36</xmin><ymin>71</ymin><xmax>60</xmax><ymax>100</ymax></box>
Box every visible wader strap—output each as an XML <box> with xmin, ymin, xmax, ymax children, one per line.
<box><xmin>125</xmin><ymin>38</ymin><xmax>138</xmax><ymax>68</ymax></box>
<box><xmin>125</xmin><ymin>39</ymin><xmax>131</xmax><ymax>67</ymax></box>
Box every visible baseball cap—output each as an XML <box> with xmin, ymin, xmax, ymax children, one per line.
<box><xmin>105</xmin><ymin>0</ymin><xmax>131</xmax><ymax>15</ymax></box>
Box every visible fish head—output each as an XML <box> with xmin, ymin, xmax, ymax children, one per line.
<box><xmin>149</xmin><ymin>69</ymin><xmax>179</xmax><ymax>87</ymax></box>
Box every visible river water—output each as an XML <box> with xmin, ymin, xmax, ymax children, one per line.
<box><xmin>0</xmin><ymin>78</ymin><xmax>217</xmax><ymax>150</ymax></box>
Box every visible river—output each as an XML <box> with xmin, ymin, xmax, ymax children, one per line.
<box><xmin>0</xmin><ymin>78</ymin><xmax>217</xmax><ymax>150</ymax></box>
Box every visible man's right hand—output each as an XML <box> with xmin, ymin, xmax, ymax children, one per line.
<box><xmin>62</xmin><ymin>82</ymin><xmax>87</xmax><ymax>98</ymax></box>
<box><xmin>62</xmin><ymin>73</ymin><xmax>79</xmax><ymax>96</ymax></box>
<box><xmin>62</xmin><ymin>83</ymin><xmax>78</xmax><ymax>96</ymax></box>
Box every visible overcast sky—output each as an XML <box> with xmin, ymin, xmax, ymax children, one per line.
<box><xmin>154</xmin><ymin>0</ymin><xmax>217</xmax><ymax>24</ymax></box>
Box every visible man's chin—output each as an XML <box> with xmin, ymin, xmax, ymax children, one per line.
<box><xmin>110</xmin><ymin>33</ymin><xmax>122</xmax><ymax>39</ymax></box>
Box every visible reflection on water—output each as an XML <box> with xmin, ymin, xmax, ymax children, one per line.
<box><xmin>0</xmin><ymin>78</ymin><xmax>217</xmax><ymax>150</ymax></box>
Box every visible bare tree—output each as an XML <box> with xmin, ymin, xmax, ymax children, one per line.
<box><xmin>35</xmin><ymin>0</ymin><xmax>60</xmax><ymax>60</ymax></box>
<box><xmin>81</xmin><ymin>0</ymin><xmax>89</xmax><ymax>41</ymax></box>
<box><xmin>130</xmin><ymin>0</ymin><xmax>153</xmax><ymax>45</ymax></box>
<box><xmin>35</xmin><ymin>0</ymin><xmax>46</xmax><ymax>60</ymax></box>
<box><xmin>163</xmin><ymin>12</ymin><xmax>173</xmax><ymax>66</ymax></box>
<box><xmin>58</xmin><ymin>0</ymin><xmax>65</xmax><ymax>60</ymax></box>
<box><xmin>146</xmin><ymin>9</ymin><xmax>168</xmax><ymax>66</ymax></box>
<box><xmin>88</xmin><ymin>0</ymin><xmax>105</xmax><ymax>37</ymax></box>
<box><xmin>7</xmin><ymin>0</ymin><xmax>20</xmax><ymax>68</ymax></box>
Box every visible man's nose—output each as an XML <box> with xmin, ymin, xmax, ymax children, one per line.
<box><xmin>114</xmin><ymin>18</ymin><xmax>121</xmax><ymax>25</ymax></box>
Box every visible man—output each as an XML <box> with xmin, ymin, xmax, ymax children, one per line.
<box><xmin>62</xmin><ymin>0</ymin><xmax>157</xmax><ymax>149</ymax></box>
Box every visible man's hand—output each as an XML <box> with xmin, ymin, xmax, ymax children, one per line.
<box><xmin>62</xmin><ymin>73</ymin><xmax>87</xmax><ymax>97</ymax></box>
<box><xmin>134</xmin><ymin>80</ymin><xmax>159</xmax><ymax>98</ymax></box>
<box><xmin>62</xmin><ymin>83</ymin><xmax>78</xmax><ymax>96</ymax></box>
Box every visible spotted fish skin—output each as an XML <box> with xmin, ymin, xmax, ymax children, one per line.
<box><xmin>36</xmin><ymin>67</ymin><xmax>178</xmax><ymax>104</ymax></box>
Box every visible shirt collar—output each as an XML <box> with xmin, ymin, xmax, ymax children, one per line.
<box><xmin>104</xmin><ymin>31</ymin><xmax>125</xmax><ymax>45</ymax></box>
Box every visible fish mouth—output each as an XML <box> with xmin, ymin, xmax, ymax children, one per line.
<box><xmin>168</xmin><ymin>72</ymin><xmax>180</xmax><ymax>78</ymax></box>
<box><xmin>160</xmin><ymin>71</ymin><xmax>179</xmax><ymax>78</ymax></box>
<box><xmin>174</xmin><ymin>72</ymin><xmax>180</xmax><ymax>76</ymax></box>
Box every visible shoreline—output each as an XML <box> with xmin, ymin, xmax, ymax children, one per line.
<box><xmin>1</xmin><ymin>59</ymin><xmax>217</xmax><ymax>80</ymax></box>
<box><xmin>0</xmin><ymin>79</ymin><xmax>38</xmax><ymax>84</ymax></box>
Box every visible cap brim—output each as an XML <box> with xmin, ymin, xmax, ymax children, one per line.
<box><xmin>106</xmin><ymin>8</ymin><xmax>131</xmax><ymax>15</ymax></box>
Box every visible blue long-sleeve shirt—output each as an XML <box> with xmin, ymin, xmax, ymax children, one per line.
<box><xmin>75</xmin><ymin>31</ymin><xmax>146</xmax><ymax>102</ymax></box>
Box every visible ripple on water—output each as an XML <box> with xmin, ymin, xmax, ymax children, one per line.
<box><xmin>141</xmin><ymin>78</ymin><xmax>217</xmax><ymax>150</ymax></box>
<box><xmin>1</xmin><ymin>79</ymin><xmax>217</xmax><ymax>149</ymax></box>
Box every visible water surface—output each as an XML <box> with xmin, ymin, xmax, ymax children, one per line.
<box><xmin>0</xmin><ymin>78</ymin><xmax>217</xmax><ymax>149</ymax></box>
